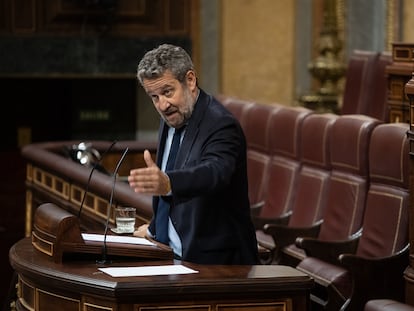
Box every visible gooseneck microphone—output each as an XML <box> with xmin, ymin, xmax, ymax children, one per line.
<box><xmin>98</xmin><ymin>147</ymin><xmax>129</xmax><ymax>264</ymax></box>
<box><xmin>78</xmin><ymin>141</ymin><xmax>117</xmax><ymax>218</ymax></box>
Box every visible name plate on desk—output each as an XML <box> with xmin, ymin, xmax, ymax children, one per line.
<box><xmin>32</xmin><ymin>203</ymin><xmax>173</xmax><ymax>262</ymax></box>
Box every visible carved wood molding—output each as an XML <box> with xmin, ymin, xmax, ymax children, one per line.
<box><xmin>3</xmin><ymin>0</ymin><xmax>192</xmax><ymax>36</ymax></box>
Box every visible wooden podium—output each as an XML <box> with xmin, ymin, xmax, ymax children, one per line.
<box><xmin>31</xmin><ymin>202</ymin><xmax>173</xmax><ymax>263</ymax></box>
<box><xmin>10</xmin><ymin>237</ymin><xmax>313</xmax><ymax>311</ymax></box>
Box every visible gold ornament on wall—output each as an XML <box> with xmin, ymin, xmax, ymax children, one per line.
<box><xmin>300</xmin><ymin>0</ymin><xmax>345</xmax><ymax>113</ymax></box>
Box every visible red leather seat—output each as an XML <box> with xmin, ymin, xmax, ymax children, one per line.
<box><xmin>254</xmin><ymin>105</ymin><xmax>313</xmax><ymax>262</ymax></box>
<box><xmin>243</xmin><ymin>102</ymin><xmax>279</xmax><ymax>207</ymax></box>
<box><xmin>219</xmin><ymin>96</ymin><xmax>263</xmax><ymax>206</ymax></box>
<box><xmin>296</xmin><ymin>122</ymin><xmax>410</xmax><ymax>310</ymax></box>
<box><xmin>341</xmin><ymin>50</ymin><xmax>392</xmax><ymax>122</ymax></box>
<box><xmin>218</xmin><ymin>95</ymin><xmax>253</xmax><ymax>131</ymax></box>
<box><xmin>263</xmin><ymin>113</ymin><xmax>337</xmax><ymax>266</ymax></box>
<box><xmin>341</xmin><ymin>50</ymin><xmax>377</xmax><ymax>116</ymax></box>
<box><xmin>219</xmin><ymin>96</ymin><xmax>279</xmax><ymax>261</ymax></box>
<box><xmin>364</xmin><ymin>52</ymin><xmax>392</xmax><ymax>122</ymax></box>
<box><xmin>365</xmin><ymin>299</ymin><xmax>414</xmax><ymax>311</ymax></box>
<box><xmin>294</xmin><ymin>114</ymin><xmax>381</xmax><ymax>260</ymax></box>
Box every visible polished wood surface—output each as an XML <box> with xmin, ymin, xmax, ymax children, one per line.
<box><xmin>10</xmin><ymin>238</ymin><xmax>313</xmax><ymax>311</ymax></box>
<box><xmin>0</xmin><ymin>0</ymin><xmax>192</xmax><ymax>36</ymax></box>
<box><xmin>31</xmin><ymin>202</ymin><xmax>173</xmax><ymax>263</ymax></box>
<box><xmin>405</xmin><ymin>75</ymin><xmax>414</xmax><ymax>307</ymax></box>
<box><xmin>386</xmin><ymin>43</ymin><xmax>414</xmax><ymax>123</ymax></box>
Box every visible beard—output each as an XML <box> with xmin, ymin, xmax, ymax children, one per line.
<box><xmin>161</xmin><ymin>85</ymin><xmax>195</xmax><ymax>128</ymax></box>
<box><xmin>181</xmin><ymin>86</ymin><xmax>194</xmax><ymax>122</ymax></box>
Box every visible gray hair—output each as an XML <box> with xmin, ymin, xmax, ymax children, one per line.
<box><xmin>137</xmin><ymin>44</ymin><xmax>194</xmax><ymax>85</ymax></box>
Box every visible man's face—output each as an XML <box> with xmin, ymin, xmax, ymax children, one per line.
<box><xmin>142</xmin><ymin>70</ymin><xmax>197</xmax><ymax>128</ymax></box>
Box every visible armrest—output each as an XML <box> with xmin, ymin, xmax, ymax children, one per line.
<box><xmin>263</xmin><ymin>220</ymin><xmax>322</xmax><ymax>259</ymax></box>
<box><xmin>338</xmin><ymin>244</ymin><xmax>410</xmax><ymax>311</ymax></box>
<box><xmin>295</xmin><ymin>230</ymin><xmax>361</xmax><ymax>265</ymax></box>
<box><xmin>250</xmin><ymin>201</ymin><xmax>264</xmax><ymax>218</ymax></box>
<box><xmin>364</xmin><ymin>299</ymin><xmax>414</xmax><ymax>311</ymax></box>
<box><xmin>252</xmin><ymin>209</ymin><xmax>292</xmax><ymax>230</ymax></box>
<box><xmin>264</xmin><ymin>220</ymin><xmax>323</xmax><ymax>244</ymax></box>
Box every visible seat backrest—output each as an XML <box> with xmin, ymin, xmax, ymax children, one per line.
<box><xmin>288</xmin><ymin>113</ymin><xmax>338</xmax><ymax>227</ymax></box>
<box><xmin>317</xmin><ymin>114</ymin><xmax>382</xmax><ymax>241</ymax></box>
<box><xmin>341</xmin><ymin>50</ymin><xmax>378</xmax><ymax>116</ymax></box>
<box><xmin>243</xmin><ymin>103</ymin><xmax>279</xmax><ymax>205</ymax></box>
<box><xmin>292</xmin><ymin>123</ymin><xmax>409</xmax><ymax>310</ymax></box>
<box><xmin>219</xmin><ymin>96</ymin><xmax>267</xmax><ymax>205</ymax></box>
<box><xmin>364</xmin><ymin>52</ymin><xmax>392</xmax><ymax>122</ymax></box>
<box><xmin>341</xmin><ymin>50</ymin><xmax>392</xmax><ymax>123</ymax></box>
<box><xmin>356</xmin><ymin>122</ymin><xmax>410</xmax><ymax>258</ymax></box>
<box><xmin>258</xmin><ymin>105</ymin><xmax>313</xmax><ymax>219</ymax></box>
<box><xmin>218</xmin><ymin>95</ymin><xmax>254</xmax><ymax>131</ymax></box>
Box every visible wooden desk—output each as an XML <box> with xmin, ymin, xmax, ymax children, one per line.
<box><xmin>10</xmin><ymin>238</ymin><xmax>313</xmax><ymax>311</ymax></box>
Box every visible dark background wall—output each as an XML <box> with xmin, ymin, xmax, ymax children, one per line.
<box><xmin>0</xmin><ymin>1</ymin><xmax>194</xmax><ymax>308</ymax></box>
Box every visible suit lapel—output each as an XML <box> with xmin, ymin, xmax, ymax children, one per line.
<box><xmin>156</xmin><ymin>89</ymin><xmax>211</xmax><ymax>170</ymax></box>
<box><xmin>175</xmin><ymin>90</ymin><xmax>210</xmax><ymax>168</ymax></box>
<box><xmin>156</xmin><ymin>122</ymin><xmax>169</xmax><ymax>167</ymax></box>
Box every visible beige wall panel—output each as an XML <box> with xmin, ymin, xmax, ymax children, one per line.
<box><xmin>403</xmin><ymin>0</ymin><xmax>414</xmax><ymax>42</ymax></box>
<box><xmin>221</xmin><ymin>0</ymin><xmax>295</xmax><ymax>105</ymax></box>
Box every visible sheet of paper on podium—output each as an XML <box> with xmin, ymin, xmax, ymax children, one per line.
<box><xmin>82</xmin><ymin>233</ymin><xmax>155</xmax><ymax>246</ymax></box>
<box><xmin>99</xmin><ymin>265</ymin><xmax>199</xmax><ymax>277</ymax></box>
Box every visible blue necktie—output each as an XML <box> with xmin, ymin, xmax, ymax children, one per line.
<box><xmin>155</xmin><ymin>127</ymin><xmax>184</xmax><ymax>244</ymax></box>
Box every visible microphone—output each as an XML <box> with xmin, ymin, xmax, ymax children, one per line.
<box><xmin>98</xmin><ymin>147</ymin><xmax>129</xmax><ymax>264</ymax></box>
<box><xmin>78</xmin><ymin>141</ymin><xmax>117</xmax><ymax>218</ymax></box>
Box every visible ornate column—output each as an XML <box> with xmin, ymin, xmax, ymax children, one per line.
<box><xmin>404</xmin><ymin>74</ymin><xmax>414</xmax><ymax>305</ymax></box>
<box><xmin>299</xmin><ymin>0</ymin><xmax>345</xmax><ymax>113</ymax></box>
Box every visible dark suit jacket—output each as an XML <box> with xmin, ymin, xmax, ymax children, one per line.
<box><xmin>148</xmin><ymin>89</ymin><xmax>259</xmax><ymax>264</ymax></box>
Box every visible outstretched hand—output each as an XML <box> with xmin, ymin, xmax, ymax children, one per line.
<box><xmin>128</xmin><ymin>149</ymin><xmax>171</xmax><ymax>195</ymax></box>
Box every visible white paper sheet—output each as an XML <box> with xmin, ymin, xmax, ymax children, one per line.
<box><xmin>99</xmin><ymin>265</ymin><xmax>199</xmax><ymax>277</ymax></box>
<box><xmin>82</xmin><ymin>233</ymin><xmax>155</xmax><ymax>246</ymax></box>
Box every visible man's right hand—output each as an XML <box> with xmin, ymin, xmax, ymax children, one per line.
<box><xmin>133</xmin><ymin>223</ymin><xmax>149</xmax><ymax>238</ymax></box>
<box><xmin>128</xmin><ymin>149</ymin><xmax>171</xmax><ymax>195</ymax></box>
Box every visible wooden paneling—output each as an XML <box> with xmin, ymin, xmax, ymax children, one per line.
<box><xmin>11</xmin><ymin>0</ymin><xmax>36</xmax><ymax>33</ymax></box>
<box><xmin>2</xmin><ymin>0</ymin><xmax>192</xmax><ymax>36</ymax></box>
<box><xmin>0</xmin><ymin>150</ymin><xmax>26</xmax><ymax>307</ymax></box>
<box><xmin>0</xmin><ymin>2</ymin><xmax>196</xmax><ymax>307</ymax></box>
<box><xmin>386</xmin><ymin>43</ymin><xmax>414</xmax><ymax>123</ymax></box>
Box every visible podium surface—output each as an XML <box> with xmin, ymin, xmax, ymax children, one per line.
<box><xmin>10</xmin><ymin>238</ymin><xmax>313</xmax><ymax>311</ymax></box>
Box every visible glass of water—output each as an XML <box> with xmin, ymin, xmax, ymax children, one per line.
<box><xmin>115</xmin><ymin>207</ymin><xmax>136</xmax><ymax>233</ymax></box>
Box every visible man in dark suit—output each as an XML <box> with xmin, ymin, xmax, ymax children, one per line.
<box><xmin>128</xmin><ymin>44</ymin><xmax>259</xmax><ymax>265</ymax></box>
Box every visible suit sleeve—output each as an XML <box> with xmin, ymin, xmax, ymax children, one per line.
<box><xmin>168</xmin><ymin>114</ymin><xmax>245</xmax><ymax>198</ymax></box>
